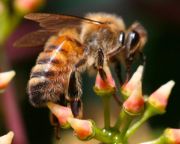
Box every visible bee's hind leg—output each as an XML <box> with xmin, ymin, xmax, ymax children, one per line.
<box><xmin>68</xmin><ymin>71</ymin><xmax>83</xmax><ymax>118</ymax></box>
<box><xmin>50</xmin><ymin>113</ymin><xmax>61</xmax><ymax>139</ymax></box>
<box><xmin>49</xmin><ymin>94</ymin><xmax>67</xmax><ymax>139</ymax></box>
<box><xmin>67</xmin><ymin>58</ymin><xmax>87</xmax><ymax>118</ymax></box>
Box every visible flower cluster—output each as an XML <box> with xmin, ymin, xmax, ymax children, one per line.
<box><xmin>47</xmin><ymin>65</ymin><xmax>179</xmax><ymax>144</ymax></box>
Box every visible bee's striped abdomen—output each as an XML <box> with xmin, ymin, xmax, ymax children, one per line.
<box><xmin>28</xmin><ymin>35</ymin><xmax>84</xmax><ymax>107</ymax></box>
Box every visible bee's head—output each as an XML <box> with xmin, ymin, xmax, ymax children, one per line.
<box><xmin>118</xmin><ymin>30</ymin><xmax>140</xmax><ymax>54</ymax></box>
<box><xmin>118</xmin><ymin>22</ymin><xmax>147</xmax><ymax>55</ymax></box>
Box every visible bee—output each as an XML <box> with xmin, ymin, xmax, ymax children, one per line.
<box><xmin>14</xmin><ymin>12</ymin><xmax>147</xmax><ymax>119</ymax></box>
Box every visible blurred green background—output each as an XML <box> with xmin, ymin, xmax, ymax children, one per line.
<box><xmin>0</xmin><ymin>0</ymin><xmax>180</xmax><ymax>144</ymax></box>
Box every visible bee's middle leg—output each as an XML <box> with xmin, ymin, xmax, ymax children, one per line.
<box><xmin>97</xmin><ymin>48</ymin><xmax>107</xmax><ymax>81</ymax></box>
<box><xmin>97</xmin><ymin>48</ymin><xmax>122</xmax><ymax>105</ymax></box>
<box><xmin>50</xmin><ymin>113</ymin><xmax>61</xmax><ymax>139</ymax></box>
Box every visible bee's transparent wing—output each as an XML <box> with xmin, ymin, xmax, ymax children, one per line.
<box><xmin>14</xmin><ymin>30</ymin><xmax>55</xmax><ymax>48</ymax></box>
<box><xmin>24</xmin><ymin>13</ymin><xmax>105</xmax><ymax>31</ymax></box>
<box><xmin>14</xmin><ymin>13</ymin><xmax>105</xmax><ymax>48</ymax></box>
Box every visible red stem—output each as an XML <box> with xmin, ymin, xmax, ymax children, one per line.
<box><xmin>1</xmin><ymin>84</ymin><xmax>28</xmax><ymax>144</ymax></box>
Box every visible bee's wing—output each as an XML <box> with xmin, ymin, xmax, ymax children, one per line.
<box><xmin>24</xmin><ymin>13</ymin><xmax>105</xmax><ymax>31</ymax></box>
<box><xmin>14</xmin><ymin>13</ymin><xmax>105</xmax><ymax>48</ymax></box>
<box><xmin>14</xmin><ymin>30</ymin><xmax>55</xmax><ymax>48</ymax></box>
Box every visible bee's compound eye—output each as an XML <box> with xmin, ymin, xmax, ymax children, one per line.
<box><xmin>128</xmin><ymin>31</ymin><xmax>140</xmax><ymax>48</ymax></box>
<box><xmin>119</xmin><ymin>31</ymin><xmax>125</xmax><ymax>45</ymax></box>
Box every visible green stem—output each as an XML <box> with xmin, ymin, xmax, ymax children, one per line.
<box><xmin>2</xmin><ymin>0</ymin><xmax>9</xmax><ymax>3</ymax></box>
<box><xmin>125</xmin><ymin>106</ymin><xmax>155</xmax><ymax>140</ymax></box>
<box><xmin>114</xmin><ymin>110</ymin><xmax>122</xmax><ymax>130</ymax></box>
<box><xmin>0</xmin><ymin>18</ymin><xmax>21</xmax><ymax>47</ymax></box>
<box><xmin>113</xmin><ymin>109</ymin><xmax>134</xmax><ymax>143</ymax></box>
<box><xmin>102</xmin><ymin>96</ymin><xmax>110</xmax><ymax>129</ymax></box>
<box><xmin>0</xmin><ymin>13</ymin><xmax>22</xmax><ymax>68</ymax></box>
<box><xmin>94</xmin><ymin>127</ymin><xmax>113</xmax><ymax>143</ymax></box>
<box><xmin>139</xmin><ymin>136</ymin><xmax>166</xmax><ymax>144</ymax></box>
<box><xmin>119</xmin><ymin>111</ymin><xmax>133</xmax><ymax>138</ymax></box>
<box><xmin>0</xmin><ymin>2</ymin><xmax>22</xmax><ymax>45</ymax></box>
<box><xmin>113</xmin><ymin>109</ymin><xmax>133</xmax><ymax>132</ymax></box>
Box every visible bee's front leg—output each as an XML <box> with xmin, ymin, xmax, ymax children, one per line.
<box><xmin>113</xmin><ymin>59</ymin><xmax>123</xmax><ymax>86</ymax></box>
<box><xmin>107</xmin><ymin>45</ymin><xmax>125</xmax><ymax>59</ymax></box>
<box><xmin>139</xmin><ymin>51</ymin><xmax>146</xmax><ymax>68</ymax></box>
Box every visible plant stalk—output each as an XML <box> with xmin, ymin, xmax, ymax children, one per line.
<box><xmin>139</xmin><ymin>136</ymin><xmax>166</xmax><ymax>144</ymax></box>
<box><xmin>125</xmin><ymin>106</ymin><xmax>155</xmax><ymax>140</ymax></box>
<box><xmin>102</xmin><ymin>96</ymin><xmax>111</xmax><ymax>129</ymax></box>
<box><xmin>94</xmin><ymin>127</ymin><xmax>113</xmax><ymax>143</ymax></box>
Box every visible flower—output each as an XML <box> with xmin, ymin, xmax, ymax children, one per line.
<box><xmin>0</xmin><ymin>131</ymin><xmax>14</xmax><ymax>144</ymax></box>
<box><xmin>47</xmin><ymin>102</ymin><xmax>73</xmax><ymax>128</ymax></box>
<box><xmin>148</xmin><ymin>80</ymin><xmax>175</xmax><ymax>113</ymax></box>
<box><xmin>0</xmin><ymin>70</ymin><xmax>16</xmax><ymax>93</ymax></box>
<box><xmin>14</xmin><ymin>0</ymin><xmax>45</xmax><ymax>14</ymax></box>
<box><xmin>123</xmin><ymin>82</ymin><xmax>144</xmax><ymax>115</ymax></box>
<box><xmin>0</xmin><ymin>1</ymin><xmax>5</xmax><ymax>15</ymax></box>
<box><xmin>164</xmin><ymin>128</ymin><xmax>180</xmax><ymax>144</ymax></box>
<box><xmin>68</xmin><ymin>118</ymin><xmax>94</xmax><ymax>140</ymax></box>
<box><xmin>94</xmin><ymin>64</ymin><xmax>116</xmax><ymax>96</ymax></box>
<box><xmin>121</xmin><ymin>65</ymin><xmax>144</xmax><ymax>98</ymax></box>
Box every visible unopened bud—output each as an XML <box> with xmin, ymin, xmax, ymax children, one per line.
<box><xmin>121</xmin><ymin>65</ymin><xmax>144</xmax><ymax>98</ymax></box>
<box><xmin>14</xmin><ymin>0</ymin><xmax>45</xmax><ymax>14</ymax></box>
<box><xmin>0</xmin><ymin>71</ymin><xmax>15</xmax><ymax>93</ymax></box>
<box><xmin>148</xmin><ymin>80</ymin><xmax>175</xmax><ymax>113</ymax></box>
<box><xmin>164</xmin><ymin>128</ymin><xmax>180</xmax><ymax>144</ymax></box>
<box><xmin>0</xmin><ymin>131</ymin><xmax>14</xmax><ymax>144</ymax></box>
<box><xmin>47</xmin><ymin>102</ymin><xmax>73</xmax><ymax>128</ymax></box>
<box><xmin>68</xmin><ymin>118</ymin><xmax>94</xmax><ymax>140</ymax></box>
<box><xmin>0</xmin><ymin>1</ymin><xmax>5</xmax><ymax>15</ymax></box>
<box><xmin>123</xmin><ymin>82</ymin><xmax>144</xmax><ymax>115</ymax></box>
<box><xmin>94</xmin><ymin>65</ymin><xmax>116</xmax><ymax>96</ymax></box>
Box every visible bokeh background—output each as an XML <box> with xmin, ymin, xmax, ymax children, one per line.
<box><xmin>0</xmin><ymin>0</ymin><xmax>180</xmax><ymax>144</ymax></box>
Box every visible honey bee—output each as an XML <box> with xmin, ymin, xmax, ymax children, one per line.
<box><xmin>14</xmin><ymin>12</ymin><xmax>147</xmax><ymax>118</ymax></box>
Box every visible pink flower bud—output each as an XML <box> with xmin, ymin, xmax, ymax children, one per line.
<box><xmin>148</xmin><ymin>80</ymin><xmax>175</xmax><ymax>113</ymax></box>
<box><xmin>123</xmin><ymin>82</ymin><xmax>144</xmax><ymax>115</ymax></box>
<box><xmin>0</xmin><ymin>1</ymin><xmax>5</xmax><ymax>15</ymax></box>
<box><xmin>14</xmin><ymin>0</ymin><xmax>45</xmax><ymax>14</ymax></box>
<box><xmin>94</xmin><ymin>65</ymin><xmax>116</xmax><ymax>96</ymax></box>
<box><xmin>68</xmin><ymin>118</ymin><xmax>94</xmax><ymax>140</ymax></box>
<box><xmin>164</xmin><ymin>128</ymin><xmax>180</xmax><ymax>144</ymax></box>
<box><xmin>0</xmin><ymin>131</ymin><xmax>14</xmax><ymax>144</ymax></box>
<box><xmin>121</xmin><ymin>65</ymin><xmax>144</xmax><ymax>98</ymax></box>
<box><xmin>0</xmin><ymin>71</ymin><xmax>15</xmax><ymax>93</ymax></box>
<box><xmin>47</xmin><ymin>102</ymin><xmax>73</xmax><ymax>128</ymax></box>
